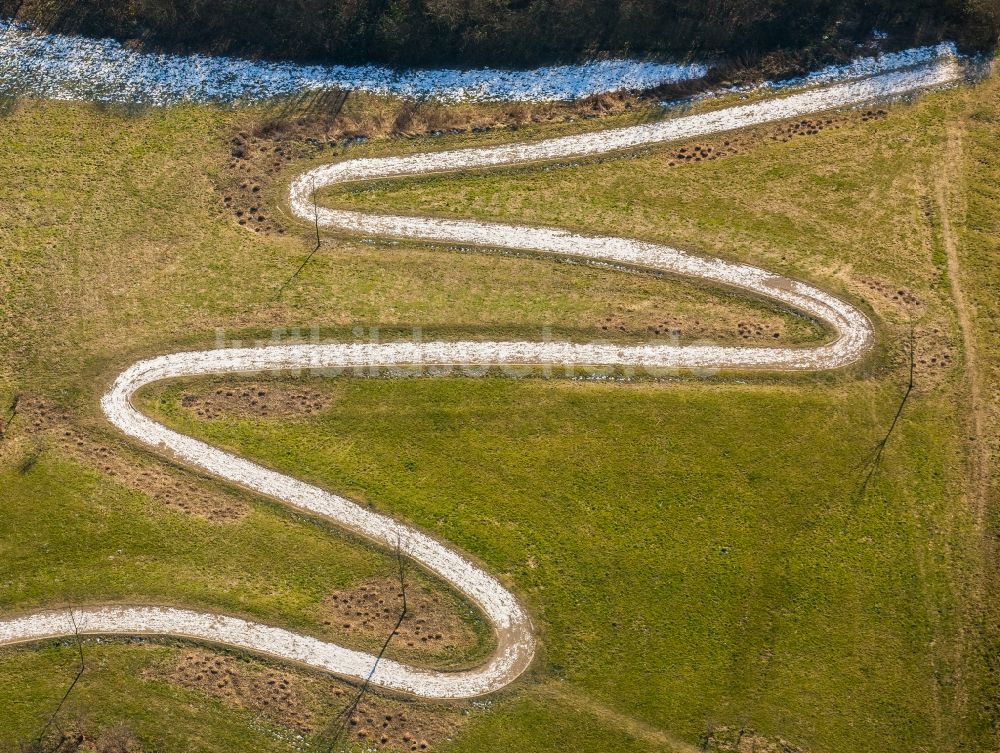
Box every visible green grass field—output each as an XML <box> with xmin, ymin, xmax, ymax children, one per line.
<box><xmin>1</xmin><ymin>70</ymin><xmax>998</xmax><ymax>753</ymax></box>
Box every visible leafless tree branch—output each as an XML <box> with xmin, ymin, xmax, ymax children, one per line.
<box><xmin>1</xmin><ymin>393</ymin><xmax>21</xmax><ymax>442</ymax></box>
<box><xmin>273</xmin><ymin>177</ymin><xmax>323</xmax><ymax>300</ymax></box>
<box><xmin>854</xmin><ymin>320</ymin><xmax>916</xmax><ymax>502</ymax></box>
<box><xmin>33</xmin><ymin>611</ymin><xmax>86</xmax><ymax>751</ymax></box>
<box><xmin>319</xmin><ymin>534</ymin><xmax>408</xmax><ymax>752</ymax></box>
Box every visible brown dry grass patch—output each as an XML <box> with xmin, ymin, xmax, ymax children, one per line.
<box><xmin>179</xmin><ymin>382</ymin><xmax>333</xmax><ymax>420</ymax></box>
<box><xmin>321</xmin><ymin>577</ymin><xmax>480</xmax><ymax>660</ymax></box>
<box><xmin>12</xmin><ymin>396</ymin><xmax>248</xmax><ymax>522</ymax></box>
<box><xmin>704</xmin><ymin>725</ymin><xmax>807</xmax><ymax>753</ymax></box>
<box><xmin>154</xmin><ymin>649</ymin><xmax>463</xmax><ymax>750</ymax></box>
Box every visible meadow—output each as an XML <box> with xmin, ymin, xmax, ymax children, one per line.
<box><xmin>0</xmin><ymin>70</ymin><xmax>997</xmax><ymax>752</ymax></box>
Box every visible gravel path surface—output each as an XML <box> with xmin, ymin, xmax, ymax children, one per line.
<box><xmin>0</xmin><ymin>51</ymin><xmax>962</xmax><ymax>699</ymax></box>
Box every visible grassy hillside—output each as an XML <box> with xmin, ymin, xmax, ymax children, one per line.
<box><xmin>1</xmin><ymin>71</ymin><xmax>998</xmax><ymax>752</ymax></box>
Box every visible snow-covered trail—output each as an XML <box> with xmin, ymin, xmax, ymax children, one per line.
<box><xmin>0</xmin><ymin>52</ymin><xmax>962</xmax><ymax>699</ymax></box>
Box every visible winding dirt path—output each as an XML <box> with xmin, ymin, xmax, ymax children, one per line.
<box><xmin>0</xmin><ymin>53</ymin><xmax>962</xmax><ymax>699</ymax></box>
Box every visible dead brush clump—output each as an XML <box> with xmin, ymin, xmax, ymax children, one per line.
<box><xmin>321</xmin><ymin>577</ymin><xmax>480</xmax><ymax>659</ymax></box>
<box><xmin>13</xmin><ymin>396</ymin><xmax>248</xmax><ymax>522</ymax></box>
<box><xmin>155</xmin><ymin>650</ymin><xmax>462</xmax><ymax>749</ymax></box>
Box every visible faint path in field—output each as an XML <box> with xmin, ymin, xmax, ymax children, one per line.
<box><xmin>937</xmin><ymin>121</ymin><xmax>990</xmax><ymax>527</ymax></box>
<box><xmin>928</xmin><ymin>114</ymin><xmax>993</xmax><ymax>744</ymax></box>
<box><xmin>537</xmin><ymin>682</ymin><xmax>700</xmax><ymax>752</ymax></box>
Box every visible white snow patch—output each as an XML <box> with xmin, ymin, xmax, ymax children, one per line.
<box><xmin>663</xmin><ymin>43</ymin><xmax>960</xmax><ymax>108</ymax></box>
<box><xmin>0</xmin><ymin>19</ymin><xmax>706</xmax><ymax>104</ymax></box>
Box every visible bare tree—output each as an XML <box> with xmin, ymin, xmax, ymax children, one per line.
<box><xmin>0</xmin><ymin>393</ymin><xmax>20</xmax><ymax>441</ymax></box>
<box><xmin>854</xmin><ymin>321</ymin><xmax>916</xmax><ymax>502</ymax></box>
<box><xmin>30</xmin><ymin>611</ymin><xmax>86</xmax><ymax>752</ymax></box>
<box><xmin>273</xmin><ymin>177</ymin><xmax>323</xmax><ymax>300</ymax></box>
<box><xmin>318</xmin><ymin>536</ymin><xmax>409</xmax><ymax>752</ymax></box>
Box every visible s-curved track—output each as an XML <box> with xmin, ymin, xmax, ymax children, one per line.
<box><xmin>0</xmin><ymin>53</ymin><xmax>961</xmax><ymax>699</ymax></box>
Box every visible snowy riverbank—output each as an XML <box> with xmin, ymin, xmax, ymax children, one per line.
<box><xmin>0</xmin><ymin>19</ymin><xmax>706</xmax><ymax>104</ymax></box>
<box><xmin>0</xmin><ymin>19</ymin><xmax>967</xmax><ymax>107</ymax></box>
